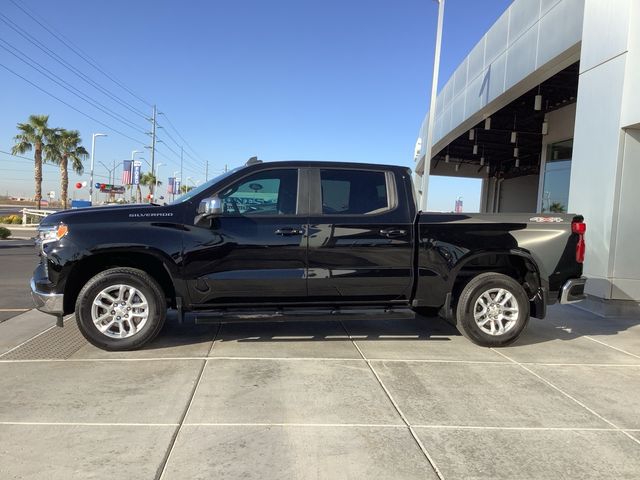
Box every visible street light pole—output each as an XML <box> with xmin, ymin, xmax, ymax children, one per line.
<box><xmin>419</xmin><ymin>0</ymin><xmax>445</xmax><ymax>212</ymax></box>
<box><xmin>154</xmin><ymin>162</ymin><xmax>165</xmax><ymax>199</ymax></box>
<box><xmin>89</xmin><ymin>133</ymin><xmax>107</xmax><ymax>203</ymax></box>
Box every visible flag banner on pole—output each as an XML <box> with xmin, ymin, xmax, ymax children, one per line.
<box><xmin>132</xmin><ymin>161</ymin><xmax>142</xmax><ymax>185</ymax></box>
<box><xmin>168</xmin><ymin>177</ymin><xmax>175</xmax><ymax>194</ymax></box>
<box><xmin>122</xmin><ymin>160</ymin><xmax>133</xmax><ymax>185</ymax></box>
<box><xmin>175</xmin><ymin>180</ymin><xmax>181</xmax><ymax>194</ymax></box>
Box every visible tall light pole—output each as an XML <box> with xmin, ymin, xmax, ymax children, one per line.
<box><xmin>154</xmin><ymin>162</ymin><xmax>165</xmax><ymax>198</ymax></box>
<box><xmin>131</xmin><ymin>149</ymin><xmax>142</xmax><ymax>160</ymax></box>
<box><xmin>419</xmin><ymin>0</ymin><xmax>445</xmax><ymax>212</ymax></box>
<box><xmin>89</xmin><ymin>133</ymin><xmax>107</xmax><ymax>203</ymax></box>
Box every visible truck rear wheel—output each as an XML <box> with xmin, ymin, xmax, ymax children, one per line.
<box><xmin>75</xmin><ymin>267</ymin><xmax>166</xmax><ymax>351</ymax></box>
<box><xmin>454</xmin><ymin>272</ymin><xmax>529</xmax><ymax>347</ymax></box>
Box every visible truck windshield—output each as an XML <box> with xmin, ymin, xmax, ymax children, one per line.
<box><xmin>170</xmin><ymin>167</ymin><xmax>244</xmax><ymax>204</ymax></box>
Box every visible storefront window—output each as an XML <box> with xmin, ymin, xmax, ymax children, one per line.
<box><xmin>541</xmin><ymin>139</ymin><xmax>572</xmax><ymax>213</ymax></box>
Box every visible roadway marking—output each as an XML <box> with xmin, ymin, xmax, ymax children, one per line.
<box><xmin>0</xmin><ymin>308</ymin><xmax>30</xmax><ymax>312</ymax></box>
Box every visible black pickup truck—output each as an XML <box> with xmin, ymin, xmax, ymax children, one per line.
<box><xmin>30</xmin><ymin>160</ymin><xmax>587</xmax><ymax>350</ymax></box>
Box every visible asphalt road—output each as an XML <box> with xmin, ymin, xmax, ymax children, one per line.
<box><xmin>0</xmin><ymin>240</ymin><xmax>38</xmax><ymax>323</ymax></box>
<box><xmin>0</xmin><ymin>206</ymin><xmax>24</xmax><ymax>217</ymax></box>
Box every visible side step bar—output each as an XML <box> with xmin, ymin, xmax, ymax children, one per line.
<box><xmin>194</xmin><ymin>306</ymin><xmax>416</xmax><ymax>324</ymax></box>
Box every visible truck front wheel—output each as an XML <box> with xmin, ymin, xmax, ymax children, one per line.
<box><xmin>75</xmin><ymin>267</ymin><xmax>167</xmax><ymax>351</ymax></box>
<box><xmin>454</xmin><ymin>272</ymin><xmax>529</xmax><ymax>347</ymax></box>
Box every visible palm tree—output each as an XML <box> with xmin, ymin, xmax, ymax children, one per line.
<box><xmin>47</xmin><ymin>129</ymin><xmax>88</xmax><ymax>209</ymax></box>
<box><xmin>12</xmin><ymin>115</ymin><xmax>54</xmax><ymax>209</ymax></box>
<box><xmin>549</xmin><ymin>202</ymin><xmax>566</xmax><ymax>213</ymax></box>
<box><xmin>140</xmin><ymin>172</ymin><xmax>161</xmax><ymax>202</ymax></box>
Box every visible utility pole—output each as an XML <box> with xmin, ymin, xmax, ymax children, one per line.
<box><xmin>149</xmin><ymin>105</ymin><xmax>157</xmax><ymax>197</ymax></box>
<box><xmin>205</xmin><ymin>160</ymin><xmax>209</xmax><ymax>181</ymax></box>
<box><xmin>180</xmin><ymin>146</ymin><xmax>184</xmax><ymax>191</ymax></box>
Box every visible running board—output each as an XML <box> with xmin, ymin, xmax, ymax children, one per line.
<box><xmin>194</xmin><ymin>306</ymin><xmax>415</xmax><ymax>324</ymax></box>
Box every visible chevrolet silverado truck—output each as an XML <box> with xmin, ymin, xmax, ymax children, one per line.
<box><xmin>30</xmin><ymin>160</ymin><xmax>587</xmax><ymax>350</ymax></box>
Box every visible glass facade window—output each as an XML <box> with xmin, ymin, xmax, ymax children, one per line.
<box><xmin>541</xmin><ymin>139</ymin><xmax>572</xmax><ymax>213</ymax></box>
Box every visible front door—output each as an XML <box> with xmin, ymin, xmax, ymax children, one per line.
<box><xmin>184</xmin><ymin>167</ymin><xmax>308</xmax><ymax>305</ymax></box>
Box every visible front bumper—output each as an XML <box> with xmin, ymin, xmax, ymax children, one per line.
<box><xmin>560</xmin><ymin>277</ymin><xmax>587</xmax><ymax>304</ymax></box>
<box><xmin>30</xmin><ymin>263</ymin><xmax>64</xmax><ymax>316</ymax></box>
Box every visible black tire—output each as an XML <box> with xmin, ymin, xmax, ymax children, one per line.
<box><xmin>454</xmin><ymin>272</ymin><xmax>529</xmax><ymax>347</ymax></box>
<box><xmin>75</xmin><ymin>267</ymin><xmax>167</xmax><ymax>351</ymax></box>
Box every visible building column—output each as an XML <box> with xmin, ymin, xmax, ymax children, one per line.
<box><xmin>568</xmin><ymin>0</ymin><xmax>640</xmax><ymax>313</ymax></box>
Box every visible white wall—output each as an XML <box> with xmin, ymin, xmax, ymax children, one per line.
<box><xmin>610</xmin><ymin>128</ymin><xmax>640</xmax><ymax>300</ymax></box>
<box><xmin>568</xmin><ymin>0</ymin><xmax>640</xmax><ymax>301</ymax></box>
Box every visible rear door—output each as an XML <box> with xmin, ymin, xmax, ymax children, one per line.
<box><xmin>306</xmin><ymin>167</ymin><xmax>413</xmax><ymax>302</ymax></box>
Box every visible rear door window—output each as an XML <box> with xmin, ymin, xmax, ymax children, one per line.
<box><xmin>320</xmin><ymin>169</ymin><xmax>390</xmax><ymax>215</ymax></box>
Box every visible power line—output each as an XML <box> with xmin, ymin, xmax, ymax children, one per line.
<box><xmin>8</xmin><ymin>0</ymin><xmax>152</xmax><ymax>109</ymax></box>
<box><xmin>0</xmin><ymin>12</ymin><xmax>149</xmax><ymax>120</ymax></box>
<box><xmin>158</xmin><ymin>113</ymin><xmax>207</xmax><ymax>163</ymax></box>
<box><xmin>157</xmin><ymin>136</ymin><xmax>205</xmax><ymax>171</ymax></box>
<box><xmin>0</xmin><ymin>150</ymin><xmax>111</xmax><ymax>180</ymax></box>
<box><xmin>0</xmin><ymin>38</ymin><xmax>148</xmax><ymax>136</ymax></box>
<box><xmin>0</xmin><ymin>62</ymin><xmax>148</xmax><ymax>145</ymax></box>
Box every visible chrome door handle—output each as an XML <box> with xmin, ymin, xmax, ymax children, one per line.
<box><xmin>380</xmin><ymin>228</ymin><xmax>406</xmax><ymax>238</ymax></box>
<box><xmin>275</xmin><ymin>227</ymin><xmax>304</xmax><ymax>236</ymax></box>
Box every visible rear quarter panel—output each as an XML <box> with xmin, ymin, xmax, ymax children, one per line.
<box><xmin>414</xmin><ymin>213</ymin><xmax>583</xmax><ymax>307</ymax></box>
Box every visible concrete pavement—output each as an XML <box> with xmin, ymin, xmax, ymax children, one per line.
<box><xmin>0</xmin><ymin>306</ymin><xmax>639</xmax><ymax>479</ymax></box>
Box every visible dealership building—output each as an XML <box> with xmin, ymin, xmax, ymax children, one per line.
<box><xmin>414</xmin><ymin>0</ymin><xmax>640</xmax><ymax>314</ymax></box>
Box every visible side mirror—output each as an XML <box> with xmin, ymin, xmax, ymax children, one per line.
<box><xmin>198</xmin><ymin>195</ymin><xmax>222</xmax><ymax>215</ymax></box>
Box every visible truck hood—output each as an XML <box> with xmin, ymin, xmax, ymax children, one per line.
<box><xmin>39</xmin><ymin>203</ymin><xmax>178</xmax><ymax>226</ymax></box>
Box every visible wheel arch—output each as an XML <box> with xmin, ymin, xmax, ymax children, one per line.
<box><xmin>63</xmin><ymin>248</ymin><xmax>178</xmax><ymax>314</ymax></box>
<box><xmin>448</xmin><ymin>249</ymin><xmax>544</xmax><ymax>319</ymax></box>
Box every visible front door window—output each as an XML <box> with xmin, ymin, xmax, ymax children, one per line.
<box><xmin>542</xmin><ymin>139</ymin><xmax>572</xmax><ymax>213</ymax></box>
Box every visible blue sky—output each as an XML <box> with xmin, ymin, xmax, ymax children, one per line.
<box><xmin>0</xmin><ymin>0</ymin><xmax>511</xmax><ymax>210</ymax></box>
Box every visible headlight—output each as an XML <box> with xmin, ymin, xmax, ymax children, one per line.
<box><xmin>38</xmin><ymin>223</ymin><xmax>69</xmax><ymax>245</ymax></box>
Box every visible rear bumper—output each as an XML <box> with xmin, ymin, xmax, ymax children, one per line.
<box><xmin>560</xmin><ymin>277</ymin><xmax>587</xmax><ymax>304</ymax></box>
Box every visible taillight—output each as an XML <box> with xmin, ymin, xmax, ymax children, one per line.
<box><xmin>572</xmin><ymin>222</ymin><xmax>586</xmax><ymax>235</ymax></box>
<box><xmin>572</xmin><ymin>220</ymin><xmax>586</xmax><ymax>263</ymax></box>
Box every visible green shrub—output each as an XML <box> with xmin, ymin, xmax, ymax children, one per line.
<box><xmin>9</xmin><ymin>215</ymin><xmax>22</xmax><ymax>224</ymax></box>
<box><xmin>0</xmin><ymin>226</ymin><xmax>11</xmax><ymax>239</ymax></box>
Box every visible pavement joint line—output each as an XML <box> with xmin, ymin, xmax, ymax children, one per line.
<box><xmin>1</xmin><ymin>421</ymin><xmax>638</xmax><ymax>431</ymax></box>
<box><xmin>182</xmin><ymin>423</ymin><xmax>407</xmax><ymax>428</ymax></box>
<box><xmin>411</xmin><ymin>425</ymin><xmax>627</xmax><ymax>431</ymax></box>
<box><xmin>582</xmin><ymin>335</ymin><xmax>640</xmax><ymax>360</ymax></box>
<box><xmin>0</xmin><ymin>308</ymin><xmax>30</xmax><ymax>312</ymax></box>
<box><xmin>2</xmin><ymin>356</ymin><xmax>640</xmax><ymax>367</ymax></box>
<box><xmin>0</xmin><ymin>313</ymin><xmax>72</xmax><ymax>359</ymax></box>
<box><xmin>340</xmin><ymin>320</ymin><xmax>446</xmax><ymax>480</ymax></box>
<box><xmin>0</xmin><ymin>421</ymin><xmax>179</xmax><ymax>427</ymax></box>
<box><xmin>156</xmin><ymin>323</ymin><xmax>220</xmax><ymax>480</ymax></box>
<box><xmin>491</xmin><ymin>348</ymin><xmax>640</xmax><ymax>448</ymax></box>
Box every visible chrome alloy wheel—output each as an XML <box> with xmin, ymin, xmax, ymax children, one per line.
<box><xmin>91</xmin><ymin>284</ymin><xmax>149</xmax><ymax>339</ymax></box>
<box><xmin>473</xmin><ymin>288</ymin><xmax>519</xmax><ymax>336</ymax></box>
